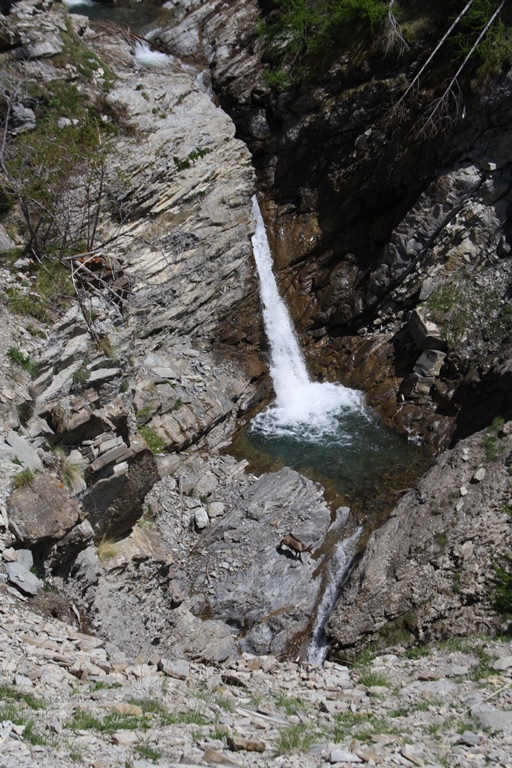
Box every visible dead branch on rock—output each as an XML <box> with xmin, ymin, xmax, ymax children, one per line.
<box><xmin>383</xmin><ymin>0</ymin><xmax>409</xmax><ymax>57</ymax></box>
<box><xmin>418</xmin><ymin>0</ymin><xmax>506</xmax><ymax>138</ymax></box>
<box><xmin>389</xmin><ymin>0</ymin><xmax>474</xmax><ymax>115</ymax></box>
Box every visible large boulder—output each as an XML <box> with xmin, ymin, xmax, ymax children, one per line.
<box><xmin>81</xmin><ymin>434</ymin><xmax>159</xmax><ymax>540</ymax></box>
<box><xmin>183</xmin><ymin>467</ymin><xmax>337</xmax><ymax>657</ymax></box>
<box><xmin>326</xmin><ymin>427</ymin><xmax>512</xmax><ymax>652</ymax></box>
<box><xmin>8</xmin><ymin>474</ymin><xmax>83</xmax><ymax>561</ymax></box>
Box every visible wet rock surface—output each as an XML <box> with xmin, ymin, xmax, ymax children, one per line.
<box><xmin>154</xmin><ymin>466</ymin><xmax>336</xmax><ymax>657</ymax></box>
<box><xmin>56</xmin><ymin>455</ymin><xmax>341</xmax><ymax>662</ymax></box>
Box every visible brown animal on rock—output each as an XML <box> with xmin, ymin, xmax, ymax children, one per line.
<box><xmin>279</xmin><ymin>533</ymin><xmax>312</xmax><ymax>562</ymax></box>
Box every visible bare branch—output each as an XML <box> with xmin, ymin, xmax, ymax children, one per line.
<box><xmin>392</xmin><ymin>0</ymin><xmax>475</xmax><ymax>110</ymax></box>
<box><xmin>419</xmin><ymin>0</ymin><xmax>506</xmax><ymax>136</ymax></box>
<box><xmin>383</xmin><ymin>0</ymin><xmax>409</xmax><ymax>57</ymax></box>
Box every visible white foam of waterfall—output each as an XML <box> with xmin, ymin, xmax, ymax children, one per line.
<box><xmin>250</xmin><ymin>195</ymin><xmax>364</xmax><ymax>442</ymax></box>
<box><xmin>63</xmin><ymin>0</ymin><xmax>94</xmax><ymax>7</ymax></box>
<box><xmin>308</xmin><ymin>526</ymin><xmax>361</xmax><ymax>665</ymax></box>
<box><xmin>195</xmin><ymin>70</ymin><xmax>214</xmax><ymax>98</ymax></box>
<box><xmin>134</xmin><ymin>41</ymin><xmax>172</xmax><ymax>69</ymax></box>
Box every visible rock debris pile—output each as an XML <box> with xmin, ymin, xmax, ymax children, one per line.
<box><xmin>0</xmin><ymin>585</ymin><xmax>511</xmax><ymax>768</ymax></box>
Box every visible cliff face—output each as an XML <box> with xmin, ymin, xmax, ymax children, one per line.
<box><xmin>158</xmin><ymin>0</ymin><xmax>512</xmax><ymax>451</ymax></box>
<box><xmin>1</xmin><ymin>0</ymin><xmax>511</xmax><ymax>658</ymax></box>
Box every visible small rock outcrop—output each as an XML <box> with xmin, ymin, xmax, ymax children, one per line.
<box><xmin>60</xmin><ymin>457</ymin><xmax>343</xmax><ymax>661</ymax></box>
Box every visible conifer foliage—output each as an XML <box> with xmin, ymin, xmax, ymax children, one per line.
<box><xmin>260</xmin><ymin>0</ymin><xmax>512</xmax><ymax>88</ymax></box>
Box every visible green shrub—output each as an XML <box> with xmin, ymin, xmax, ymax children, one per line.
<box><xmin>260</xmin><ymin>0</ymin><xmax>512</xmax><ymax>88</ymax></box>
<box><xmin>174</xmin><ymin>147</ymin><xmax>212</xmax><ymax>172</ymax></box>
<box><xmin>259</xmin><ymin>0</ymin><xmax>391</xmax><ymax>83</ymax></box>
<box><xmin>7</xmin><ymin>346</ymin><xmax>39</xmax><ymax>377</ymax></box>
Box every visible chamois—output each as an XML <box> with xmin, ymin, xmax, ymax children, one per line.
<box><xmin>279</xmin><ymin>533</ymin><xmax>312</xmax><ymax>563</ymax></box>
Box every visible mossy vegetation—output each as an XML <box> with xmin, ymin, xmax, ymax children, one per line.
<box><xmin>483</xmin><ymin>416</ymin><xmax>506</xmax><ymax>462</ymax></box>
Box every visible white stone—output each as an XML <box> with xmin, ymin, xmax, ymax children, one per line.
<box><xmin>473</xmin><ymin>467</ymin><xmax>486</xmax><ymax>482</ymax></box>
<box><xmin>208</xmin><ymin>501</ymin><xmax>225</xmax><ymax>519</ymax></box>
<box><xmin>330</xmin><ymin>749</ymin><xmax>362</xmax><ymax>763</ymax></box>
<box><xmin>493</xmin><ymin>656</ymin><xmax>512</xmax><ymax>671</ymax></box>
<box><xmin>194</xmin><ymin>507</ymin><xmax>209</xmax><ymax>529</ymax></box>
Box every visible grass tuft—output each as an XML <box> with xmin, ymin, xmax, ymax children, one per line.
<box><xmin>97</xmin><ymin>538</ymin><xmax>118</xmax><ymax>562</ymax></box>
<box><xmin>51</xmin><ymin>447</ymin><xmax>85</xmax><ymax>492</ymax></box>
<box><xmin>7</xmin><ymin>346</ymin><xmax>39</xmax><ymax>377</ymax></box>
<box><xmin>139</xmin><ymin>425</ymin><xmax>166</xmax><ymax>454</ymax></box>
<box><xmin>274</xmin><ymin>723</ymin><xmax>321</xmax><ymax>755</ymax></box>
<box><xmin>12</xmin><ymin>467</ymin><xmax>37</xmax><ymax>489</ymax></box>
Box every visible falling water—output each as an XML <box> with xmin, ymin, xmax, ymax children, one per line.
<box><xmin>308</xmin><ymin>527</ymin><xmax>361</xmax><ymax>664</ymax></box>
<box><xmin>250</xmin><ymin>196</ymin><xmax>364</xmax><ymax>441</ymax></box>
<box><xmin>133</xmin><ymin>41</ymin><xmax>173</xmax><ymax>68</ymax></box>
<box><xmin>62</xmin><ymin>0</ymin><xmax>94</xmax><ymax>8</ymax></box>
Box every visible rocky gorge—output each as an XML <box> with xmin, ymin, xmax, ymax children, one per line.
<box><xmin>0</xmin><ymin>0</ymin><xmax>512</xmax><ymax>765</ymax></box>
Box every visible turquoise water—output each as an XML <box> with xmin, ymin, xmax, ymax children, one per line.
<box><xmin>231</xmin><ymin>405</ymin><xmax>430</xmax><ymax>527</ymax></box>
<box><xmin>66</xmin><ymin>1</ymin><xmax>171</xmax><ymax>34</ymax></box>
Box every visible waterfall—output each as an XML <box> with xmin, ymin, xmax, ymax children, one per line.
<box><xmin>134</xmin><ymin>41</ymin><xmax>173</xmax><ymax>69</ymax></box>
<box><xmin>250</xmin><ymin>196</ymin><xmax>363</xmax><ymax>442</ymax></box>
<box><xmin>62</xmin><ymin>0</ymin><xmax>94</xmax><ymax>7</ymax></box>
<box><xmin>307</xmin><ymin>526</ymin><xmax>361</xmax><ymax>665</ymax></box>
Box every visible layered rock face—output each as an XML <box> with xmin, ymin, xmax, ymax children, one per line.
<box><xmin>1</xmin><ymin>0</ymin><xmax>511</xmax><ymax>661</ymax></box>
<box><xmin>0</xmin><ymin>0</ymin><xmax>349</xmax><ymax>660</ymax></box>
